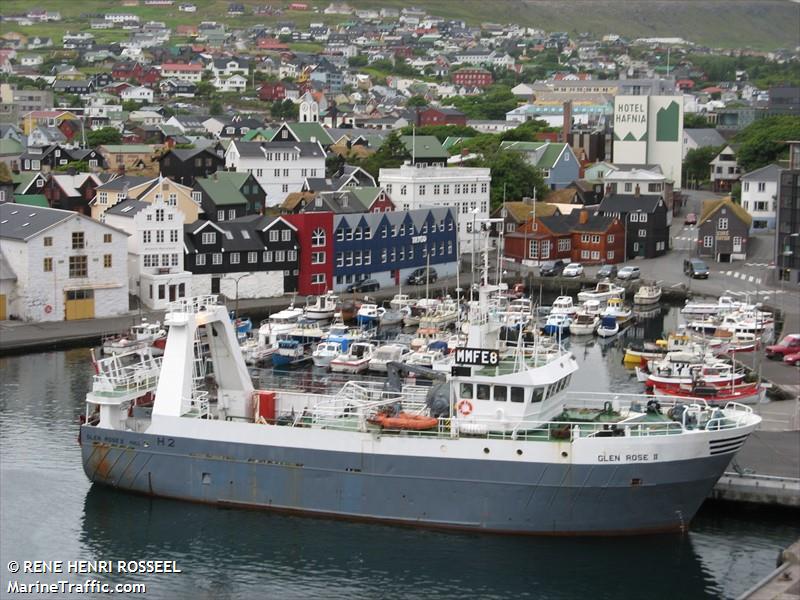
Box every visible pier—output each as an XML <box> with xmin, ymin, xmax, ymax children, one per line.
<box><xmin>739</xmin><ymin>538</ymin><xmax>800</xmax><ymax>600</ymax></box>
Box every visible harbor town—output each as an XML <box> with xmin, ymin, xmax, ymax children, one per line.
<box><xmin>0</xmin><ymin>1</ymin><xmax>798</xmax><ymax>598</ymax></box>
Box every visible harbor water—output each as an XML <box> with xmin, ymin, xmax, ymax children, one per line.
<box><xmin>1</xmin><ymin>306</ymin><xmax>797</xmax><ymax>599</ymax></box>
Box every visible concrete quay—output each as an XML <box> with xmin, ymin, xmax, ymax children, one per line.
<box><xmin>739</xmin><ymin>538</ymin><xmax>800</xmax><ymax>600</ymax></box>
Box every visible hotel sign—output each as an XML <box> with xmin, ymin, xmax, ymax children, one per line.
<box><xmin>412</xmin><ymin>235</ymin><xmax>427</xmax><ymax>244</ymax></box>
<box><xmin>455</xmin><ymin>347</ymin><xmax>499</xmax><ymax>366</ymax></box>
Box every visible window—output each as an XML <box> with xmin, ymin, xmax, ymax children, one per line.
<box><xmin>607</xmin><ymin>251</ymin><xmax>614</xmax><ymax>260</ymax></box>
<box><xmin>196</xmin><ymin>254</ymin><xmax>206</xmax><ymax>266</ymax></box>
<box><xmin>510</xmin><ymin>387</ymin><xmax>525</xmax><ymax>403</ymax></box>
<box><xmin>743</xmin><ymin>182</ymin><xmax>750</xmax><ymax>192</ymax></box>
<box><xmin>263</xmin><ymin>251</ymin><xmax>273</xmax><ymax>262</ymax></box>
<box><xmin>590</xmin><ymin>250</ymin><xmax>600</xmax><ymax>260</ymax></box>
<box><xmin>311</xmin><ymin>228</ymin><xmax>325</xmax><ymax>247</ymax></box>
<box><xmin>418</xmin><ymin>185</ymin><xmax>426</xmax><ymax>195</ymax></box>
<box><xmin>283</xmin><ymin>169</ymin><xmax>289</xmax><ymax>176</ymax></box>
<box><xmin>156</xmin><ymin>230</ymin><xmax>164</xmax><ymax>243</ymax></box>
<box><xmin>275</xmin><ymin>250</ymin><xmax>285</xmax><ymax>262</ymax></box>
<box><xmin>282</xmin><ymin>230</ymin><xmax>291</xmax><ymax>242</ymax></box>
<box><xmin>43</xmin><ymin>236</ymin><xmax>52</xmax><ymax>247</ymax></box>
<box><xmin>230</xmin><ymin>252</ymin><xmax>240</xmax><ymax>264</ymax></box>
<box><xmin>168</xmin><ymin>193</ymin><xmax>177</xmax><ymax>206</ymax></box>
<box><xmin>336</xmin><ymin>252</ymin><xmax>344</xmax><ymax>267</ymax></box>
<box><xmin>43</xmin><ymin>257</ymin><xmax>52</xmax><ymax>272</ymax></box>
<box><xmin>531</xmin><ymin>387</ymin><xmax>544</xmax><ymax>403</ymax></box>
<box><xmin>228</xmin><ymin>209</ymin><xmax>236</xmax><ymax>220</ymax></box>
<box><xmin>192</xmin><ymin>191</ymin><xmax>202</xmax><ymax>203</ymax></box>
<box><xmin>703</xmin><ymin>235</ymin><xmax>713</xmax><ymax>248</ymax></box>
<box><xmin>591</xmin><ymin>235</ymin><xmax>601</xmax><ymax>244</ymax></box>
<box><xmin>581</xmin><ymin>249</ymin><xmax>590</xmax><ymax>259</ymax></box>
<box><xmin>170</xmin><ymin>230</ymin><xmax>179</xmax><ymax>243</ymax></box>
<box><xmin>443</xmin><ymin>184</ymin><xmax>450</xmax><ymax>194</ymax></box>
<box><xmin>400</xmin><ymin>185</ymin><xmax>407</xmax><ymax>196</ymax></box>
<box><xmin>336</xmin><ymin>229</ymin><xmax>344</xmax><ymax>241</ymax></box>
<box><xmin>217</xmin><ymin>210</ymin><xmax>225</xmax><ymax>221</ymax></box>
<box><xmin>433</xmin><ymin>184</ymin><xmax>440</xmax><ymax>195</ymax></box>
<box><xmin>630</xmin><ymin>213</ymin><xmax>638</xmax><ymax>223</ymax></box>
<box><xmin>274</xmin><ymin>169</ymin><xmax>280</xmax><ymax>177</ymax></box>
<box><xmin>69</xmin><ymin>255</ymin><xmax>88</xmax><ymax>278</ymax></box>
<box><xmin>287</xmin><ymin>250</ymin><xmax>297</xmax><ymax>261</ymax></box>
<box><xmin>311</xmin><ymin>251</ymin><xmax>325</xmax><ymax>264</ymax></box>
<box><xmin>98</xmin><ymin>192</ymin><xmax>108</xmax><ymax>205</ymax></box>
<box><xmin>640</xmin><ymin>213</ymin><xmax>647</xmax><ymax>223</ymax></box>
<box><xmin>269</xmin><ymin>230</ymin><xmax>279</xmax><ymax>242</ymax></box>
<box><xmin>638</xmin><ymin>229</ymin><xmax>646</xmax><ymax>237</ymax></box>
<box><xmin>311</xmin><ymin>273</ymin><xmax>325</xmax><ymax>285</ymax></box>
<box><xmin>607</xmin><ymin>234</ymin><xmax>614</xmax><ymax>243</ymax></box>
<box><xmin>480</xmin><ymin>183</ymin><xmax>487</xmax><ymax>193</ymax></box>
<box><xmin>757</xmin><ymin>182</ymin><xmax>766</xmax><ymax>192</ymax></box>
<box><xmin>381</xmin><ymin>249</ymin><xmax>387</xmax><ymax>263</ymax></box>
<box><xmin>155</xmin><ymin>209</ymin><xmax>164</xmax><ymax>222</ymax></box>
<box><xmin>212</xmin><ymin>253</ymin><xmax>223</xmax><ymax>265</ymax></box>
<box><xmin>202</xmin><ymin>232</ymin><xmax>216</xmax><ymax>245</ymax></box>
<box><xmin>460</xmin><ymin>383</ymin><xmax>473</xmax><ymax>399</ymax></box>
<box><xmin>171</xmin><ymin>254</ymin><xmax>179</xmax><ymax>266</ymax></box>
<box><xmin>558</xmin><ymin>238</ymin><xmax>570</xmax><ymax>251</ymax></box>
<box><xmin>101</xmin><ymin>254</ymin><xmax>112</xmax><ymax>268</ymax></box>
<box><xmin>72</xmin><ymin>232</ymin><xmax>85</xmax><ymax>249</ymax></box>
<box><xmin>718</xmin><ymin>218</ymin><xmax>728</xmax><ymax>230</ymax></box>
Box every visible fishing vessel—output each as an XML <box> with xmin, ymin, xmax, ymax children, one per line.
<box><xmin>258</xmin><ymin>304</ymin><xmax>304</xmax><ymax>346</ymax></box>
<box><xmin>101</xmin><ymin>321</ymin><xmax>166</xmax><ymax>356</ymax></box>
<box><xmin>542</xmin><ymin>313</ymin><xmax>572</xmax><ymax>336</ymax></box>
<box><xmin>596</xmin><ymin>315</ymin><xmax>619</xmax><ymax>338</ymax></box>
<box><xmin>652</xmin><ymin>381</ymin><xmax>764</xmax><ymax>406</ymax></box>
<box><xmin>272</xmin><ymin>339</ymin><xmax>312</xmax><ymax>368</ymax></box>
<box><xmin>305</xmin><ymin>292</ymin><xmax>338</xmax><ymax>321</ymax></box>
<box><xmin>330</xmin><ymin>341</ymin><xmax>377</xmax><ymax>374</ymax></box>
<box><xmin>577</xmin><ymin>281</ymin><xmax>625</xmax><ymax>304</ymax></box>
<box><xmin>550</xmin><ymin>296</ymin><xmax>577</xmax><ymax>317</ymax></box>
<box><xmin>312</xmin><ymin>341</ymin><xmax>343</xmax><ymax>369</ymax></box>
<box><xmin>80</xmin><ymin>241</ymin><xmax>761</xmax><ymax>535</ymax></box>
<box><xmin>356</xmin><ymin>303</ymin><xmax>385</xmax><ymax>327</ymax></box>
<box><xmin>633</xmin><ymin>284</ymin><xmax>662</xmax><ymax>305</ymax></box>
<box><xmin>602</xmin><ymin>298</ymin><xmax>633</xmax><ymax>325</ymax></box>
<box><xmin>681</xmin><ymin>296</ymin><xmax>740</xmax><ymax>316</ymax></box>
<box><xmin>368</xmin><ymin>344</ymin><xmax>412</xmax><ymax>372</ymax></box>
<box><xmin>569</xmin><ymin>313</ymin><xmax>599</xmax><ymax>336</ymax></box>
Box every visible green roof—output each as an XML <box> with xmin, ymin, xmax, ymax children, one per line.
<box><xmin>195</xmin><ymin>176</ymin><xmax>248</xmax><ymax>206</ymax></box>
<box><xmin>242</xmin><ymin>127</ymin><xmax>275</xmax><ymax>141</ymax></box>
<box><xmin>0</xmin><ymin>139</ymin><xmax>23</xmax><ymax>156</ymax></box>
<box><xmin>211</xmin><ymin>171</ymin><xmax>250</xmax><ymax>189</ymax></box>
<box><xmin>537</xmin><ymin>143</ymin><xmax>568</xmax><ymax>169</ymax></box>
<box><xmin>12</xmin><ymin>172</ymin><xmax>38</xmax><ymax>192</ymax></box>
<box><xmin>442</xmin><ymin>136</ymin><xmax>473</xmax><ymax>151</ymax></box>
<box><xmin>400</xmin><ymin>135</ymin><xmax>448</xmax><ymax>159</ymax></box>
<box><xmin>100</xmin><ymin>144</ymin><xmax>154</xmax><ymax>153</ymax></box>
<box><xmin>499</xmin><ymin>141</ymin><xmax>568</xmax><ymax>169</ymax></box>
<box><xmin>14</xmin><ymin>194</ymin><xmax>48</xmax><ymax>207</ymax></box>
<box><xmin>273</xmin><ymin>122</ymin><xmax>333</xmax><ymax>145</ymax></box>
<box><xmin>350</xmin><ymin>186</ymin><xmax>381</xmax><ymax>207</ymax></box>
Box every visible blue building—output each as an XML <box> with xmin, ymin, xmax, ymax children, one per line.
<box><xmin>332</xmin><ymin>208</ymin><xmax>459</xmax><ymax>290</ymax></box>
<box><xmin>498</xmin><ymin>141</ymin><xmax>580</xmax><ymax>190</ymax></box>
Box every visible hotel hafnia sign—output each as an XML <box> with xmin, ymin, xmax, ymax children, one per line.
<box><xmin>613</xmin><ymin>97</ymin><xmax>649</xmax><ymax>141</ymax></box>
<box><xmin>614</xmin><ymin>101</ymin><xmax>648</xmax><ymax>125</ymax></box>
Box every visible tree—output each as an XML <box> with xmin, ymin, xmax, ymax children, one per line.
<box><xmin>683</xmin><ymin>113</ymin><xmax>709</xmax><ymax>129</ymax></box>
<box><xmin>406</xmin><ymin>95</ymin><xmax>428</xmax><ymax>108</ymax></box>
<box><xmin>683</xmin><ymin>145</ymin><xmax>721</xmax><ymax>188</ymax></box>
<box><xmin>477</xmin><ymin>151</ymin><xmax>548</xmax><ymax>210</ymax></box>
<box><xmin>209</xmin><ymin>99</ymin><xmax>223</xmax><ymax>116</ymax></box>
<box><xmin>121</xmin><ymin>100</ymin><xmax>140</xmax><ymax>112</ymax></box>
<box><xmin>356</xmin><ymin>133</ymin><xmax>411</xmax><ymax>179</ymax></box>
<box><xmin>441</xmin><ymin>85</ymin><xmax>517</xmax><ymax>120</ymax></box>
<box><xmin>734</xmin><ymin>115</ymin><xmax>800</xmax><ymax>172</ymax></box>
<box><xmin>195</xmin><ymin>81</ymin><xmax>216</xmax><ymax>97</ymax></box>
<box><xmin>271</xmin><ymin>99</ymin><xmax>298</xmax><ymax>120</ymax></box>
<box><xmin>86</xmin><ymin>127</ymin><xmax>122</xmax><ymax>147</ymax></box>
<box><xmin>500</xmin><ymin>119</ymin><xmax>553</xmax><ymax>142</ymax></box>
<box><xmin>326</xmin><ymin>153</ymin><xmax>345</xmax><ymax>178</ymax></box>
<box><xmin>55</xmin><ymin>160</ymin><xmax>89</xmax><ymax>173</ymax></box>
<box><xmin>398</xmin><ymin>124</ymin><xmax>479</xmax><ymax>143</ymax></box>
<box><xmin>348</xmin><ymin>55</ymin><xmax>368</xmax><ymax>68</ymax></box>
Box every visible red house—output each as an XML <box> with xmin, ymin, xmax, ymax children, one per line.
<box><xmin>416</xmin><ymin>106</ymin><xmax>467</xmax><ymax>127</ymax></box>
<box><xmin>256</xmin><ymin>37</ymin><xmax>290</xmax><ymax>51</ymax></box>
<box><xmin>258</xmin><ymin>81</ymin><xmax>286</xmax><ymax>101</ymax></box>
<box><xmin>569</xmin><ymin>211</ymin><xmax>625</xmax><ymax>264</ymax></box>
<box><xmin>283</xmin><ymin>212</ymin><xmax>334</xmax><ymax>296</ymax></box>
<box><xmin>112</xmin><ymin>61</ymin><xmax>142</xmax><ymax>81</ymax></box>
<box><xmin>452</xmin><ymin>68</ymin><xmax>493</xmax><ymax>89</ymax></box>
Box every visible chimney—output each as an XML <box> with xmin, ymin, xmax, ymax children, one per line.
<box><xmin>117</xmin><ymin>164</ymin><xmax>126</xmax><ymax>176</ymax></box>
<box><xmin>562</xmin><ymin>101</ymin><xmax>572</xmax><ymax>144</ymax></box>
<box><xmin>579</xmin><ymin>209</ymin><xmax>589</xmax><ymax>224</ymax></box>
<box><xmin>634</xmin><ymin>184</ymin><xmax>640</xmax><ymax>198</ymax></box>
<box><xmin>605</xmin><ymin>183</ymin><xmax>612</xmax><ymax>197</ymax></box>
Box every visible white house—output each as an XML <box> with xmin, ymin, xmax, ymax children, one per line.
<box><xmin>105</xmin><ymin>13</ymin><xmax>139</xmax><ymax>23</ymax></box>
<box><xmin>159</xmin><ymin>62</ymin><xmax>203</xmax><ymax>82</ymax></box>
<box><xmin>740</xmin><ymin>163</ymin><xmax>782</xmax><ymax>231</ymax></box>
<box><xmin>378</xmin><ymin>164</ymin><xmax>491</xmax><ymax>253</ymax></box>
<box><xmin>208</xmin><ymin>57</ymin><xmax>249</xmax><ymax>78</ymax></box>
<box><xmin>103</xmin><ymin>196</ymin><xmax>192</xmax><ymax>309</ymax></box>
<box><xmin>0</xmin><ymin>204</ymin><xmax>129</xmax><ymax>322</ymax></box>
<box><xmin>225</xmin><ymin>140</ymin><xmax>326</xmax><ymax>206</ymax></box>
<box><xmin>213</xmin><ymin>73</ymin><xmax>247</xmax><ymax>93</ymax></box>
<box><xmin>120</xmin><ymin>86</ymin><xmax>154</xmax><ymax>103</ymax></box>
<box><xmin>709</xmin><ymin>145</ymin><xmax>741</xmax><ymax>193</ymax></box>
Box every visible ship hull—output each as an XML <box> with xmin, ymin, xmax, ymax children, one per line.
<box><xmin>81</xmin><ymin>426</ymin><xmax>737</xmax><ymax>535</ymax></box>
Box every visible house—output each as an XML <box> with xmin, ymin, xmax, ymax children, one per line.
<box><xmin>183</xmin><ymin>216</ymin><xmax>298</xmax><ymax>298</ymax></box>
<box><xmin>0</xmin><ymin>203</ymin><xmax>129</xmax><ymax>321</ymax></box>
<box><xmin>603</xmin><ymin>167</ymin><xmax>674</xmax><ymax>219</ymax></box>
<box><xmin>192</xmin><ymin>172</ymin><xmax>263</xmax><ymax>222</ymax></box>
<box><xmin>682</xmin><ymin>128</ymin><xmax>726</xmax><ymax>159</ymax></box>
<box><xmin>281</xmin><ymin>212</ymin><xmax>333</xmax><ymax>295</ymax></box>
<box><xmin>776</xmin><ymin>145</ymin><xmax>800</xmax><ymax>284</ymax></box>
<box><xmin>44</xmin><ymin>172</ymin><xmax>103</xmax><ymax>214</ymax></box>
<box><xmin>213</xmin><ymin>73</ymin><xmax>247</xmax><ymax>93</ymax></box>
<box><xmin>697</xmin><ymin>197</ymin><xmax>751</xmax><ymax>262</ymax></box>
<box><xmin>225</xmin><ymin>140</ymin><xmax>326</xmax><ymax>206</ymax></box>
<box><xmin>490</xmin><ymin>200</ymin><xmax>560</xmax><ymax>236</ymax></box>
<box><xmin>98</xmin><ymin>144</ymin><xmax>156</xmax><ymax>173</ymax></box>
<box><xmin>740</xmin><ymin>164</ymin><xmax>782</xmax><ymax>231</ymax></box>
<box><xmin>52</xmin><ymin>79</ymin><xmax>93</xmax><ymax>95</ymax></box>
<box><xmin>158</xmin><ymin>147</ymin><xmax>225</xmax><ymax>186</ymax></box>
<box><xmin>378</xmin><ymin>164</ymin><xmax>491</xmax><ymax>253</ymax></box>
<box><xmin>452</xmin><ymin>68</ymin><xmax>493</xmax><ymax>89</ymax></box>
<box><xmin>0</xmin><ymin>164</ymin><xmax>13</xmax><ymax>203</ymax></box>
<box><xmin>103</xmin><ymin>196</ymin><xmax>191</xmax><ymax>309</ymax></box>
<box><xmin>399</xmin><ymin>135</ymin><xmax>449</xmax><ymax>167</ymax></box>
<box><xmin>120</xmin><ymin>86</ymin><xmax>154</xmax><ymax>104</ymax></box>
<box><xmin>709</xmin><ymin>145</ymin><xmax>741</xmax><ymax>193</ymax></box>
<box><xmin>92</xmin><ymin>175</ymin><xmax>201</xmax><ymax>223</ymax></box>
<box><xmin>301</xmin><ymin>165</ymin><xmax>376</xmax><ymax>194</ymax></box>
<box><xmin>159</xmin><ymin>79</ymin><xmax>197</xmax><ymax>98</ymax></box>
<box><xmin>164</xmin><ymin>114</ymin><xmax>210</xmax><ymax>134</ymax></box>
<box><xmin>271</xmin><ymin>122</ymin><xmax>334</xmax><ymax>147</ymax></box>
<box><xmin>499</xmin><ymin>141</ymin><xmax>580</xmax><ymax>190</ymax></box>
<box><xmin>159</xmin><ymin>62</ymin><xmax>204</xmax><ymax>82</ymax></box>
<box><xmin>209</xmin><ymin>57</ymin><xmax>249</xmax><ymax>78</ymax></box>
<box><xmin>415</xmin><ymin>106</ymin><xmax>467</xmax><ymax>127</ymax></box>
<box><xmin>0</xmin><ymin>138</ymin><xmax>23</xmax><ymax>172</ymax></box>
<box><xmin>597</xmin><ymin>192</ymin><xmax>670</xmax><ymax>259</ymax></box>
<box><xmin>259</xmin><ymin>81</ymin><xmax>286</xmax><ymax>102</ymax></box>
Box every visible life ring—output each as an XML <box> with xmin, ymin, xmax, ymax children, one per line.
<box><xmin>457</xmin><ymin>399</ymin><xmax>473</xmax><ymax>416</ymax></box>
<box><xmin>44</xmin><ymin>304</ymin><xmax>53</xmax><ymax>314</ymax></box>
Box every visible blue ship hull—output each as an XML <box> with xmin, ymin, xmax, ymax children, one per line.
<box><xmin>356</xmin><ymin>315</ymin><xmax>378</xmax><ymax>327</ymax></box>
<box><xmin>542</xmin><ymin>325</ymin><xmax>570</xmax><ymax>336</ymax></box>
<box><xmin>81</xmin><ymin>426</ymin><xmax>736</xmax><ymax>535</ymax></box>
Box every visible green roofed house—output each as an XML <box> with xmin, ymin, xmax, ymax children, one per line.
<box><xmin>399</xmin><ymin>135</ymin><xmax>448</xmax><ymax>166</ymax></box>
<box><xmin>271</xmin><ymin>122</ymin><xmax>334</xmax><ymax>147</ymax></box>
<box><xmin>348</xmin><ymin>186</ymin><xmax>395</xmax><ymax>213</ymax></box>
<box><xmin>192</xmin><ymin>172</ymin><xmax>266</xmax><ymax>222</ymax></box>
<box><xmin>0</xmin><ymin>138</ymin><xmax>23</xmax><ymax>172</ymax></box>
<box><xmin>13</xmin><ymin>194</ymin><xmax>48</xmax><ymax>207</ymax></box>
<box><xmin>11</xmin><ymin>171</ymin><xmax>47</xmax><ymax>195</ymax></box>
<box><xmin>499</xmin><ymin>141</ymin><xmax>579</xmax><ymax>190</ymax></box>
<box><xmin>242</xmin><ymin>128</ymin><xmax>276</xmax><ymax>142</ymax></box>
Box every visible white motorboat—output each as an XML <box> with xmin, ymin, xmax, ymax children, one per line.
<box><xmin>570</xmin><ymin>313</ymin><xmax>599</xmax><ymax>335</ymax></box>
<box><xmin>368</xmin><ymin>344</ymin><xmax>412</xmax><ymax>372</ymax></box>
<box><xmin>259</xmin><ymin>304</ymin><xmax>304</xmax><ymax>346</ymax></box>
<box><xmin>405</xmin><ymin>347</ymin><xmax>446</xmax><ymax>369</ymax></box>
<box><xmin>380</xmin><ymin>308</ymin><xmax>406</xmax><ymax>327</ymax></box>
<box><xmin>681</xmin><ymin>295</ymin><xmax>740</xmax><ymax>316</ymax></box>
<box><xmin>389</xmin><ymin>294</ymin><xmax>416</xmax><ymax>310</ymax></box>
<box><xmin>542</xmin><ymin>314</ymin><xmax>572</xmax><ymax>336</ymax></box>
<box><xmin>596</xmin><ymin>315</ymin><xmax>619</xmax><ymax>338</ymax></box>
<box><xmin>634</xmin><ymin>284</ymin><xmax>662</xmax><ymax>305</ymax></box>
<box><xmin>102</xmin><ymin>320</ymin><xmax>166</xmax><ymax>355</ymax></box>
<box><xmin>356</xmin><ymin>303</ymin><xmax>385</xmax><ymax>327</ymax></box>
<box><xmin>577</xmin><ymin>281</ymin><xmax>625</xmax><ymax>304</ymax></box>
<box><xmin>602</xmin><ymin>297</ymin><xmax>633</xmax><ymax>324</ymax></box>
<box><xmin>330</xmin><ymin>341</ymin><xmax>377</xmax><ymax>374</ymax></box>
<box><xmin>577</xmin><ymin>299</ymin><xmax>602</xmax><ymax>316</ymax></box>
<box><xmin>418</xmin><ymin>298</ymin><xmax>459</xmax><ymax>329</ymax></box>
<box><xmin>312</xmin><ymin>341</ymin><xmax>343</xmax><ymax>368</ymax></box>
<box><xmin>550</xmin><ymin>296</ymin><xmax>577</xmax><ymax>317</ymax></box>
<box><xmin>304</xmin><ymin>292</ymin><xmax>338</xmax><ymax>321</ymax></box>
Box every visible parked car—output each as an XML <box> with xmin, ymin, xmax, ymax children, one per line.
<box><xmin>539</xmin><ymin>259</ymin><xmax>566</xmax><ymax>277</ymax></box>
<box><xmin>684</xmin><ymin>213</ymin><xmax>697</xmax><ymax>225</ymax></box>
<box><xmin>407</xmin><ymin>267</ymin><xmax>437</xmax><ymax>285</ymax></box>
<box><xmin>783</xmin><ymin>352</ymin><xmax>800</xmax><ymax>366</ymax></box>
<box><xmin>345</xmin><ymin>278</ymin><xmax>379</xmax><ymax>293</ymax></box>
<box><xmin>683</xmin><ymin>258</ymin><xmax>709</xmax><ymax>279</ymax></box>
<box><xmin>596</xmin><ymin>264</ymin><xmax>618</xmax><ymax>280</ymax></box>
<box><xmin>562</xmin><ymin>263</ymin><xmax>584</xmax><ymax>277</ymax></box>
<box><xmin>616</xmin><ymin>266</ymin><xmax>640</xmax><ymax>280</ymax></box>
<box><xmin>765</xmin><ymin>334</ymin><xmax>800</xmax><ymax>359</ymax></box>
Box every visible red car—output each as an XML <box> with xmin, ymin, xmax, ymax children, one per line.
<box><xmin>784</xmin><ymin>352</ymin><xmax>800</xmax><ymax>366</ymax></box>
<box><xmin>765</xmin><ymin>334</ymin><xmax>800</xmax><ymax>359</ymax></box>
<box><xmin>684</xmin><ymin>213</ymin><xmax>697</xmax><ymax>225</ymax></box>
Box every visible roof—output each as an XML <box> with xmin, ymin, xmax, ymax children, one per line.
<box><xmin>241</xmin><ymin>127</ymin><xmax>275</xmax><ymax>141</ymax></box>
<box><xmin>495</xmin><ymin>201</ymin><xmax>560</xmax><ymax>223</ymax></box>
<box><xmin>13</xmin><ymin>194</ymin><xmax>48</xmax><ymax>207</ymax></box>
<box><xmin>0</xmin><ymin>203</ymin><xmax>74</xmax><ymax>240</ymax></box>
<box><xmin>546</xmin><ymin>188</ymin><xmax>579</xmax><ymax>204</ymax></box>
<box><xmin>400</xmin><ymin>135</ymin><xmax>448</xmax><ymax>159</ymax></box>
<box><xmin>304</xmin><ymin>190</ymin><xmax>367</xmax><ymax>214</ymax></box>
<box><xmin>740</xmin><ymin>163</ymin><xmax>784</xmax><ymax>182</ymax></box>
<box><xmin>195</xmin><ymin>175</ymin><xmax>248</xmax><ymax>206</ymax></box>
<box><xmin>0</xmin><ymin>138</ymin><xmax>23</xmax><ymax>155</ymax></box>
<box><xmin>231</xmin><ymin>140</ymin><xmax>324</xmax><ymax>159</ymax></box>
<box><xmin>100</xmin><ymin>144</ymin><xmax>154</xmax><ymax>154</ymax></box>
<box><xmin>12</xmin><ymin>172</ymin><xmax>41</xmax><ymax>193</ymax></box>
<box><xmin>97</xmin><ymin>175</ymin><xmax>155</xmax><ymax>191</ymax></box>
<box><xmin>684</xmin><ymin>128</ymin><xmax>726</xmax><ymax>148</ymax></box>
<box><xmin>280</xmin><ymin>191</ymin><xmax>316</xmax><ymax>212</ymax></box>
<box><xmin>105</xmin><ymin>198</ymin><xmax>150</xmax><ymax>217</ymax></box>
<box><xmin>274</xmin><ymin>122</ymin><xmax>334</xmax><ymax>145</ymax></box>
<box><xmin>597</xmin><ymin>193</ymin><xmax>664</xmax><ymax>214</ymax></box>
<box><xmin>349</xmin><ymin>186</ymin><xmax>382</xmax><ymax>207</ymax></box>
<box><xmin>699</xmin><ymin>197</ymin><xmax>752</xmax><ymax>227</ymax></box>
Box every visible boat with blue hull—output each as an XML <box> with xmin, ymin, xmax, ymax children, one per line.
<box><xmin>80</xmin><ymin>235</ymin><xmax>760</xmax><ymax>536</ymax></box>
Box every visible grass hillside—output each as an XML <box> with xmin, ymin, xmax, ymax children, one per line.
<box><xmin>0</xmin><ymin>0</ymin><xmax>797</xmax><ymax>50</ymax></box>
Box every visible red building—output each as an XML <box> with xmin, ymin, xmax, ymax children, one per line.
<box><xmin>256</xmin><ymin>37</ymin><xmax>290</xmax><ymax>51</ymax></box>
<box><xmin>452</xmin><ymin>68</ymin><xmax>493</xmax><ymax>89</ymax></box>
<box><xmin>415</xmin><ymin>106</ymin><xmax>467</xmax><ymax>127</ymax></box>
<box><xmin>283</xmin><ymin>212</ymin><xmax>334</xmax><ymax>295</ymax></box>
<box><xmin>258</xmin><ymin>81</ymin><xmax>286</xmax><ymax>101</ymax></box>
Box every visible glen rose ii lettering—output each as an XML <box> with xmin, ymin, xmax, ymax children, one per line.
<box><xmin>455</xmin><ymin>347</ymin><xmax>499</xmax><ymax>366</ymax></box>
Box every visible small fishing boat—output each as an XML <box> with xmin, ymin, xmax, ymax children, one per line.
<box><xmin>330</xmin><ymin>341</ymin><xmax>377</xmax><ymax>374</ymax></box>
<box><xmin>356</xmin><ymin>303</ymin><xmax>385</xmax><ymax>327</ymax></box>
<box><xmin>312</xmin><ymin>341</ymin><xmax>343</xmax><ymax>368</ymax></box>
<box><xmin>596</xmin><ymin>315</ymin><xmax>619</xmax><ymax>338</ymax></box>
<box><xmin>272</xmin><ymin>338</ymin><xmax>312</xmax><ymax>368</ymax></box>
<box><xmin>405</xmin><ymin>346</ymin><xmax>446</xmax><ymax>369</ymax></box>
<box><xmin>259</xmin><ymin>304</ymin><xmax>304</xmax><ymax>346</ymax></box>
<box><xmin>681</xmin><ymin>295</ymin><xmax>740</xmax><ymax>316</ymax></box>
<box><xmin>305</xmin><ymin>292</ymin><xmax>338</xmax><ymax>321</ymax></box>
<box><xmin>379</xmin><ymin>308</ymin><xmax>406</xmax><ymax>327</ymax></box>
<box><xmin>602</xmin><ymin>297</ymin><xmax>633</xmax><ymax>325</ymax></box>
<box><xmin>389</xmin><ymin>294</ymin><xmax>416</xmax><ymax>310</ymax></box>
<box><xmin>102</xmin><ymin>320</ymin><xmax>166</xmax><ymax>355</ymax></box>
<box><xmin>623</xmin><ymin>333</ymin><xmax>694</xmax><ymax>365</ymax></box>
<box><xmin>569</xmin><ymin>313</ymin><xmax>599</xmax><ymax>335</ymax></box>
<box><xmin>653</xmin><ymin>381</ymin><xmax>764</xmax><ymax>405</ymax></box>
<box><xmin>577</xmin><ymin>281</ymin><xmax>625</xmax><ymax>304</ymax></box>
<box><xmin>368</xmin><ymin>344</ymin><xmax>412</xmax><ymax>372</ymax></box>
<box><xmin>634</xmin><ymin>284</ymin><xmax>662</xmax><ymax>305</ymax></box>
<box><xmin>542</xmin><ymin>314</ymin><xmax>572</xmax><ymax>336</ymax></box>
<box><xmin>643</xmin><ymin>360</ymin><xmax>746</xmax><ymax>389</ymax></box>
<box><xmin>550</xmin><ymin>296</ymin><xmax>577</xmax><ymax>317</ymax></box>
<box><xmin>288</xmin><ymin>318</ymin><xmax>327</xmax><ymax>343</ymax></box>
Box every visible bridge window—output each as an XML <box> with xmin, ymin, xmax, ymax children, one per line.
<box><xmin>460</xmin><ymin>383</ymin><xmax>473</xmax><ymax>399</ymax></box>
<box><xmin>493</xmin><ymin>386</ymin><xmax>506</xmax><ymax>402</ymax></box>
<box><xmin>531</xmin><ymin>387</ymin><xmax>544</xmax><ymax>403</ymax></box>
<box><xmin>476</xmin><ymin>384</ymin><xmax>490</xmax><ymax>400</ymax></box>
<box><xmin>510</xmin><ymin>387</ymin><xmax>525</xmax><ymax>403</ymax></box>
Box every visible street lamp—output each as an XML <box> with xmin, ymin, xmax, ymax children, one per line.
<box><xmin>223</xmin><ymin>272</ymin><xmax>253</xmax><ymax>318</ymax></box>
